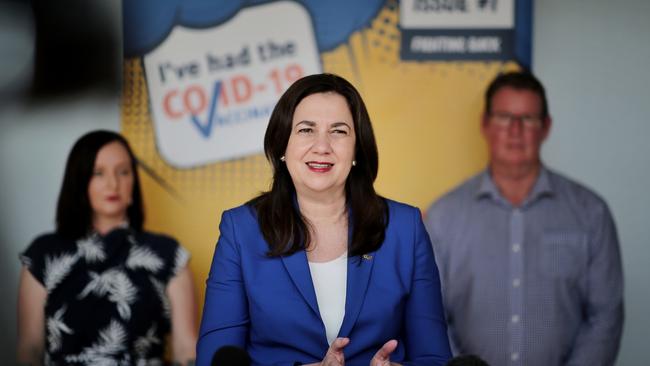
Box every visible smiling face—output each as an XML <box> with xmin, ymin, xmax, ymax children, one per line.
<box><xmin>284</xmin><ymin>92</ymin><xmax>356</xmax><ymax>199</ymax></box>
<box><xmin>87</xmin><ymin>141</ymin><xmax>134</xmax><ymax>228</ymax></box>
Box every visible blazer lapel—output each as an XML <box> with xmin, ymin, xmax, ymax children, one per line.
<box><xmin>338</xmin><ymin>252</ymin><xmax>375</xmax><ymax>337</ymax></box>
<box><xmin>281</xmin><ymin>250</ymin><xmax>320</xmax><ymax>317</ymax></box>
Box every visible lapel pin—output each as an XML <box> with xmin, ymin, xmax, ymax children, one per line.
<box><xmin>362</xmin><ymin>254</ymin><xmax>373</xmax><ymax>260</ymax></box>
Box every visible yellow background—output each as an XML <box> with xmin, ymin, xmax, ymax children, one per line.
<box><xmin>121</xmin><ymin>2</ymin><xmax>520</xmax><ymax>317</ymax></box>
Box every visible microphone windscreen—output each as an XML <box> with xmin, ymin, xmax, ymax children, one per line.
<box><xmin>211</xmin><ymin>345</ymin><xmax>251</xmax><ymax>366</ymax></box>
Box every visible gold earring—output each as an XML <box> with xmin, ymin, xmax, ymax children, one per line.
<box><xmin>280</xmin><ymin>156</ymin><xmax>286</xmax><ymax>162</ymax></box>
<box><xmin>352</xmin><ymin>160</ymin><xmax>356</xmax><ymax>166</ymax></box>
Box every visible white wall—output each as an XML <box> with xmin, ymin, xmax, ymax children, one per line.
<box><xmin>0</xmin><ymin>1</ymin><xmax>122</xmax><ymax>361</ymax></box>
<box><xmin>0</xmin><ymin>98</ymin><xmax>121</xmax><ymax>360</ymax></box>
<box><xmin>535</xmin><ymin>1</ymin><xmax>650</xmax><ymax>364</ymax></box>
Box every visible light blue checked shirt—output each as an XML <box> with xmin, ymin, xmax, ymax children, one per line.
<box><xmin>425</xmin><ymin>167</ymin><xmax>623</xmax><ymax>366</ymax></box>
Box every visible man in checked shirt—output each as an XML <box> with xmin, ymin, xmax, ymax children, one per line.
<box><xmin>425</xmin><ymin>71</ymin><xmax>623</xmax><ymax>366</ymax></box>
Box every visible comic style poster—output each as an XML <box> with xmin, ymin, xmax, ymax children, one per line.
<box><xmin>122</xmin><ymin>0</ymin><xmax>532</xmax><ymax>303</ymax></box>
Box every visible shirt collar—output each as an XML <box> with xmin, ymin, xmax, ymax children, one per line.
<box><xmin>526</xmin><ymin>166</ymin><xmax>554</xmax><ymax>204</ymax></box>
<box><xmin>88</xmin><ymin>221</ymin><xmax>131</xmax><ymax>239</ymax></box>
<box><xmin>476</xmin><ymin>170</ymin><xmax>499</xmax><ymax>200</ymax></box>
<box><xmin>475</xmin><ymin>166</ymin><xmax>555</xmax><ymax>207</ymax></box>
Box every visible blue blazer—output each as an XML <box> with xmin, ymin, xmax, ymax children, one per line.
<box><xmin>197</xmin><ymin>199</ymin><xmax>451</xmax><ymax>366</ymax></box>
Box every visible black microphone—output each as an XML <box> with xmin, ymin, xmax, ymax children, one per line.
<box><xmin>211</xmin><ymin>345</ymin><xmax>251</xmax><ymax>366</ymax></box>
<box><xmin>446</xmin><ymin>354</ymin><xmax>490</xmax><ymax>366</ymax></box>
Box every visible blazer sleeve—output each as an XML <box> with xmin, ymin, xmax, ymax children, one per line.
<box><xmin>197</xmin><ymin>210</ymin><xmax>249</xmax><ymax>366</ymax></box>
<box><xmin>402</xmin><ymin>209</ymin><xmax>452</xmax><ymax>365</ymax></box>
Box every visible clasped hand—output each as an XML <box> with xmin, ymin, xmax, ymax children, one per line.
<box><xmin>304</xmin><ymin>337</ymin><xmax>401</xmax><ymax>366</ymax></box>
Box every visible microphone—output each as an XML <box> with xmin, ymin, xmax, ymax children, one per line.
<box><xmin>446</xmin><ymin>354</ymin><xmax>490</xmax><ymax>366</ymax></box>
<box><xmin>211</xmin><ymin>345</ymin><xmax>251</xmax><ymax>366</ymax></box>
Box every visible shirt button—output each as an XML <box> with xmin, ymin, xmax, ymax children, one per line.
<box><xmin>511</xmin><ymin>314</ymin><xmax>520</xmax><ymax>323</ymax></box>
<box><xmin>513</xmin><ymin>278</ymin><xmax>521</xmax><ymax>287</ymax></box>
<box><xmin>511</xmin><ymin>352</ymin><xmax>519</xmax><ymax>361</ymax></box>
<box><xmin>512</xmin><ymin>243</ymin><xmax>521</xmax><ymax>252</ymax></box>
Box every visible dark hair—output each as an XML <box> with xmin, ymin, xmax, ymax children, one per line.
<box><xmin>56</xmin><ymin>130</ymin><xmax>143</xmax><ymax>239</ymax></box>
<box><xmin>484</xmin><ymin>71</ymin><xmax>549</xmax><ymax>120</ymax></box>
<box><xmin>249</xmin><ymin>73</ymin><xmax>388</xmax><ymax>257</ymax></box>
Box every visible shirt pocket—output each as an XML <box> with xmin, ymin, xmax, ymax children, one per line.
<box><xmin>539</xmin><ymin>230</ymin><xmax>588</xmax><ymax>279</ymax></box>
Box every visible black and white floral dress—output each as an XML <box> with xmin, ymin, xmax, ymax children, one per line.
<box><xmin>20</xmin><ymin>228</ymin><xmax>190</xmax><ymax>366</ymax></box>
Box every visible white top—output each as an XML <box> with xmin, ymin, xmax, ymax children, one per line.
<box><xmin>308</xmin><ymin>252</ymin><xmax>348</xmax><ymax>345</ymax></box>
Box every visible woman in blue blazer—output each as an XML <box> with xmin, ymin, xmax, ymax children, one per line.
<box><xmin>197</xmin><ymin>74</ymin><xmax>451</xmax><ymax>366</ymax></box>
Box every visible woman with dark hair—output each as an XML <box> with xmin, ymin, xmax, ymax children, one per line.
<box><xmin>17</xmin><ymin>130</ymin><xmax>197</xmax><ymax>365</ymax></box>
<box><xmin>197</xmin><ymin>74</ymin><xmax>451</xmax><ymax>365</ymax></box>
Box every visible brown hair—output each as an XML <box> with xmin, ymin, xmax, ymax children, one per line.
<box><xmin>249</xmin><ymin>73</ymin><xmax>388</xmax><ymax>257</ymax></box>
